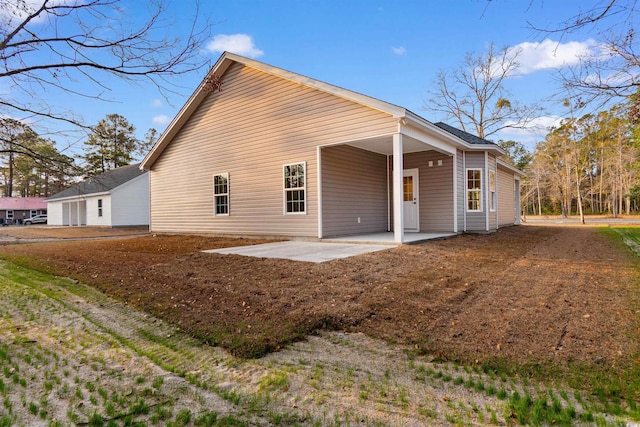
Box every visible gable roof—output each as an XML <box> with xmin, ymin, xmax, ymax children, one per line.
<box><xmin>46</xmin><ymin>164</ymin><xmax>146</xmax><ymax>201</ymax></box>
<box><xmin>141</xmin><ymin>52</ymin><xmax>504</xmax><ymax>169</ymax></box>
<box><xmin>0</xmin><ymin>197</ymin><xmax>47</xmax><ymax>210</ymax></box>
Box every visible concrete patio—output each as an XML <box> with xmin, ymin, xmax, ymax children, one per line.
<box><xmin>203</xmin><ymin>232</ymin><xmax>456</xmax><ymax>263</ymax></box>
<box><xmin>323</xmin><ymin>231</ymin><xmax>456</xmax><ymax>245</ymax></box>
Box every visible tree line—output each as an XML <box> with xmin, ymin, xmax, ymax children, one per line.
<box><xmin>506</xmin><ymin>97</ymin><xmax>640</xmax><ymax>218</ymax></box>
<box><xmin>0</xmin><ymin>115</ymin><xmax>156</xmax><ymax>198</ymax></box>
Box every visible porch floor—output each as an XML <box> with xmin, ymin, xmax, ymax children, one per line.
<box><xmin>322</xmin><ymin>231</ymin><xmax>457</xmax><ymax>245</ymax></box>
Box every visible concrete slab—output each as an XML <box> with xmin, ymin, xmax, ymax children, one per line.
<box><xmin>324</xmin><ymin>231</ymin><xmax>456</xmax><ymax>244</ymax></box>
<box><xmin>203</xmin><ymin>241</ymin><xmax>393</xmax><ymax>263</ymax></box>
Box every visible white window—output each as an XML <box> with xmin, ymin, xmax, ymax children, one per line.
<box><xmin>6</xmin><ymin>210</ymin><xmax>13</xmax><ymax>220</ymax></box>
<box><xmin>30</xmin><ymin>210</ymin><xmax>37</xmax><ymax>217</ymax></box>
<box><xmin>213</xmin><ymin>173</ymin><xmax>229</xmax><ymax>216</ymax></box>
<box><xmin>489</xmin><ymin>170</ymin><xmax>496</xmax><ymax>212</ymax></box>
<box><xmin>284</xmin><ymin>162</ymin><xmax>306</xmax><ymax>214</ymax></box>
<box><xmin>98</xmin><ymin>199</ymin><xmax>103</xmax><ymax>217</ymax></box>
<box><xmin>466</xmin><ymin>169</ymin><xmax>482</xmax><ymax>212</ymax></box>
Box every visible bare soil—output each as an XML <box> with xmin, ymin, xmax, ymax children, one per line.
<box><xmin>0</xmin><ymin>225</ymin><xmax>148</xmax><ymax>243</ymax></box>
<box><xmin>0</xmin><ymin>225</ymin><xmax>637</xmax><ymax>380</ymax></box>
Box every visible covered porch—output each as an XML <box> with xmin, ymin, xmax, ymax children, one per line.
<box><xmin>61</xmin><ymin>200</ymin><xmax>87</xmax><ymax>226</ymax></box>
<box><xmin>318</xmin><ymin>119</ymin><xmax>460</xmax><ymax>244</ymax></box>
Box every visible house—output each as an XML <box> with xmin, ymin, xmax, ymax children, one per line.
<box><xmin>0</xmin><ymin>197</ymin><xmax>47</xmax><ymax>224</ymax></box>
<box><xmin>141</xmin><ymin>52</ymin><xmax>521</xmax><ymax>243</ymax></box>
<box><xmin>46</xmin><ymin>164</ymin><xmax>149</xmax><ymax>227</ymax></box>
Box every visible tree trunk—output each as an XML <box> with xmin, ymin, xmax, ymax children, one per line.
<box><xmin>576</xmin><ymin>174</ymin><xmax>585</xmax><ymax>224</ymax></box>
<box><xmin>7</xmin><ymin>151</ymin><xmax>14</xmax><ymax>197</ymax></box>
<box><xmin>537</xmin><ymin>180</ymin><xmax>542</xmax><ymax>216</ymax></box>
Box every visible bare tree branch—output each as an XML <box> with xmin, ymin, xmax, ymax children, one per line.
<box><xmin>0</xmin><ymin>0</ymin><xmax>212</xmax><ymax>129</ymax></box>
<box><xmin>426</xmin><ymin>43</ymin><xmax>542</xmax><ymax>140</ymax></box>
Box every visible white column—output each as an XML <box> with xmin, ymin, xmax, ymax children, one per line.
<box><xmin>392</xmin><ymin>133</ymin><xmax>404</xmax><ymax>244</ymax></box>
<box><xmin>316</xmin><ymin>146</ymin><xmax>323</xmax><ymax>238</ymax></box>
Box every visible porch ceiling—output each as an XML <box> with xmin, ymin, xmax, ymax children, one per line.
<box><xmin>345</xmin><ymin>135</ymin><xmax>452</xmax><ymax>156</ymax></box>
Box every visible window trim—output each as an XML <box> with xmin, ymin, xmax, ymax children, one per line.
<box><xmin>283</xmin><ymin>162</ymin><xmax>306</xmax><ymax>215</ymax></box>
<box><xmin>488</xmin><ymin>170</ymin><xmax>496</xmax><ymax>212</ymax></box>
<box><xmin>6</xmin><ymin>210</ymin><xmax>13</xmax><ymax>220</ymax></box>
<box><xmin>213</xmin><ymin>172</ymin><xmax>230</xmax><ymax>216</ymax></box>
<box><xmin>97</xmin><ymin>199</ymin><xmax>103</xmax><ymax>217</ymax></box>
<box><xmin>466</xmin><ymin>168</ymin><xmax>483</xmax><ymax>212</ymax></box>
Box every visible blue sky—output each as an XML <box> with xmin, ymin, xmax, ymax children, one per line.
<box><xmin>4</xmin><ymin>1</ymin><xmax>612</xmax><ymax>159</ymax></box>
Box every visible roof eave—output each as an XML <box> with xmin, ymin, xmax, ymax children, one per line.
<box><xmin>403</xmin><ymin>112</ymin><xmax>505</xmax><ymax>156</ymax></box>
<box><xmin>46</xmin><ymin>190</ymin><xmax>111</xmax><ymax>203</ymax></box>
<box><xmin>497</xmin><ymin>158</ymin><xmax>524</xmax><ymax>176</ymax></box>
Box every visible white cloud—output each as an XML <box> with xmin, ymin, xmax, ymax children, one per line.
<box><xmin>392</xmin><ymin>46</ymin><xmax>406</xmax><ymax>56</ymax></box>
<box><xmin>206</xmin><ymin>34</ymin><xmax>264</xmax><ymax>58</ymax></box>
<box><xmin>498</xmin><ymin>115</ymin><xmax>564</xmax><ymax>145</ymax></box>
<box><xmin>150</xmin><ymin>99</ymin><xmax>163</xmax><ymax>108</ymax></box>
<box><xmin>152</xmin><ymin>115</ymin><xmax>171</xmax><ymax>126</ymax></box>
<box><xmin>509</xmin><ymin>39</ymin><xmax>599</xmax><ymax>75</ymax></box>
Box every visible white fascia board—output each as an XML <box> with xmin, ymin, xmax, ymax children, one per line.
<box><xmin>400</xmin><ymin>122</ymin><xmax>456</xmax><ymax>155</ymax></box>
<box><xmin>404</xmin><ymin>111</ymin><xmax>505</xmax><ymax>156</ymax></box>
<box><xmin>497</xmin><ymin>158</ymin><xmax>524</xmax><ymax>176</ymax></box>
<box><xmin>46</xmin><ymin>191</ymin><xmax>111</xmax><ymax>203</ymax></box>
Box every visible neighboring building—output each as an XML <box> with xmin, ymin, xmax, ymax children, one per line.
<box><xmin>141</xmin><ymin>52</ymin><xmax>521</xmax><ymax>243</ymax></box>
<box><xmin>0</xmin><ymin>197</ymin><xmax>47</xmax><ymax>224</ymax></box>
<box><xmin>46</xmin><ymin>164</ymin><xmax>149</xmax><ymax>227</ymax></box>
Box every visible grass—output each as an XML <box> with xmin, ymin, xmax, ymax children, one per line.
<box><xmin>0</xmin><ymin>230</ymin><xmax>639</xmax><ymax>425</ymax></box>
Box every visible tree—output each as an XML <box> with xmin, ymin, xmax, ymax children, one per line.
<box><xmin>82</xmin><ymin>114</ymin><xmax>146</xmax><ymax>177</ymax></box>
<box><xmin>137</xmin><ymin>128</ymin><xmax>159</xmax><ymax>159</ymax></box>
<box><xmin>498</xmin><ymin>140</ymin><xmax>532</xmax><ymax>170</ymax></box>
<box><xmin>521</xmin><ymin>102</ymin><xmax>640</xmax><ymax>217</ymax></box>
<box><xmin>525</xmin><ymin>0</ymin><xmax>640</xmax><ymax>109</ymax></box>
<box><xmin>0</xmin><ymin>119</ymin><xmax>77</xmax><ymax>196</ymax></box>
<box><xmin>0</xmin><ymin>0</ymin><xmax>210</xmax><ymax>129</ymax></box>
<box><xmin>426</xmin><ymin>43</ymin><xmax>540</xmax><ymax>139</ymax></box>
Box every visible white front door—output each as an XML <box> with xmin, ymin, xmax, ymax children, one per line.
<box><xmin>403</xmin><ymin>169</ymin><xmax>419</xmax><ymax>232</ymax></box>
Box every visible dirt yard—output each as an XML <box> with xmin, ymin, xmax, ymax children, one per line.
<box><xmin>0</xmin><ymin>225</ymin><xmax>148</xmax><ymax>243</ymax></box>
<box><xmin>0</xmin><ymin>226</ymin><xmax>637</xmax><ymax>376</ymax></box>
<box><xmin>0</xmin><ymin>224</ymin><xmax>639</xmax><ymax>425</ymax></box>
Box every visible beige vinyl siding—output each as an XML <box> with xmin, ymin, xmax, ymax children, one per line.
<box><xmin>321</xmin><ymin>145</ymin><xmax>387</xmax><ymax>237</ymax></box>
<box><xmin>404</xmin><ymin>151</ymin><xmax>455</xmax><ymax>232</ymax></box>
<box><xmin>149</xmin><ymin>63</ymin><xmax>397</xmax><ymax>236</ymax></box>
<box><xmin>487</xmin><ymin>155</ymin><xmax>498</xmax><ymax>231</ymax></box>
<box><xmin>498</xmin><ymin>167</ymin><xmax>516</xmax><ymax>226</ymax></box>
<box><xmin>464</xmin><ymin>152</ymin><xmax>486</xmax><ymax>232</ymax></box>
<box><xmin>456</xmin><ymin>149</ymin><xmax>464</xmax><ymax>232</ymax></box>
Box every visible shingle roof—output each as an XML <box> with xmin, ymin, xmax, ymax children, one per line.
<box><xmin>46</xmin><ymin>164</ymin><xmax>147</xmax><ymax>201</ymax></box>
<box><xmin>434</xmin><ymin>122</ymin><xmax>497</xmax><ymax>146</ymax></box>
<box><xmin>0</xmin><ymin>197</ymin><xmax>47</xmax><ymax>210</ymax></box>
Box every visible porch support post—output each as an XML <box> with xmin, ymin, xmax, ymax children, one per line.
<box><xmin>392</xmin><ymin>133</ymin><xmax>404</xmax><ymax>244</ymax></box>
